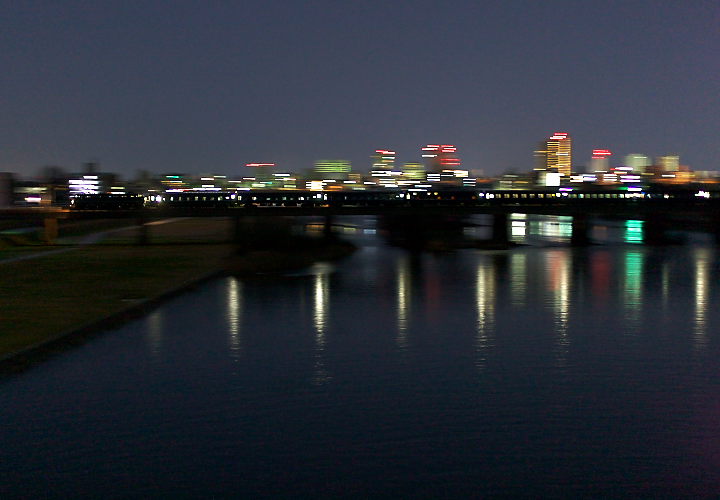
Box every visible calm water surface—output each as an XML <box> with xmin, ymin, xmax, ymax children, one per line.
<box><xmin>3</xmin><ymin>216</ymin><xmax>720</xmax><ymax>497</ymax></box>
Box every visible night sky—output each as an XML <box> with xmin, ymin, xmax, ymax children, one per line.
<box><xmin>1</xmin><ymin>0</ymin><xmax>718</xmax><ymax>178</ymax></box>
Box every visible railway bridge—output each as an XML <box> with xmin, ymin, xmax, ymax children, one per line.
<box><xmin>2</xmin><ymin>188</ymin><xmax>720</xmax><ymax>246</ymax></box>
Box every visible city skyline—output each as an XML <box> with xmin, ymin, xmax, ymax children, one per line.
<box><xmin>3</xmin><ymin>135</ymin><xmax>701</xmax><ymax>181</ymax></box>
<box><xmin>1</xmin><ymin>1</ymin><xmax>718</xmax><ymax>177</ymax></box>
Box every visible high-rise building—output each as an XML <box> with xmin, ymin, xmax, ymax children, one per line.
<box><xmin>371</xmin><ymin>149</ymin><xmax>395</xmax><ymax>171</ymax></box>
<box><xmin>624</xmin><ymin>154</ymin><xmax>651</xmax><ymax>173</ymax></box>
<box><xmin>656</xmin><ymin>155</ymin><xmax>680</xmax><ymax>172</ymax></box>
<box><xmin>69</xmin><ymin>171</ymin><xmax>117</xmax><ymax>195</ymax></box>
<box><xmin>370</xmin><ymin>149</ymin><xmax>397</xmax><ymax>181</ymax></box>
<box><xmin>590</xmin><ymin>149</ymin><xmax>612</xmax><ymax>172</ymax></box>
<box><xmin>313</xmin><ymin>160</ymin><xmax>351</xmax><ymax>181</ymax></box>
<box><xmin>402</xmin><ymin>162</ymin><xmax>426</xmax><ymax>181</ymax></box>
<box><xmin>535</xmin><ymin>132</ymin><xmax>572</xmax><ymax>177</ymax></box>
<box><xmin>421</xmin><ymin>144</ymin><xmax>461</xmax><ymax>171</ymax></box>
<box><xmin>160</xmin><ymin>174</ymin><xmax>188</xmax><ymax>191</ymax></box>
<box><xmin>246</xmin><ymin>163</ymin><xmax>275</xmax><ymax>184</ymax></box>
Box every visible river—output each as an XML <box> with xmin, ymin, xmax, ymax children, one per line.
<box><xmin>2</xmin><ymin>215</ymin><xmax>720</xmax><ymax>497</ymax></box>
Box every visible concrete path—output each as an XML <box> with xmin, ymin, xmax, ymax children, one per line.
<box><xmin>0</xmin><ymin>218</ymin><xmax>182</xmax><ymax>265</ymax></box>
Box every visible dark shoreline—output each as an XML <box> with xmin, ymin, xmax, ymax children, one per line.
<box><xmin>0</xmin><ymin>238</ymin><xmax>357</xmax><ymax>376</ymax></box>
<box><xmin>0</xmin><ymin>270</ymin><xmax>224</xmax><ymax>375</ymax></box>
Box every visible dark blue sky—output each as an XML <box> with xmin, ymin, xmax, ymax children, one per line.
<box><xmin>1</xmin><ymin>0</ymin><xmax>718</xmax><ymax>178</ymax></box>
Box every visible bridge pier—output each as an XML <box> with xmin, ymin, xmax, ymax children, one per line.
<box><xmin>643</xmin><ymin>215</ymin><xmax>671</xmax><ymax>245</ymax></box>
<box><xmin>571</xmin><ymin>214</ymin><xmax>591</xmax><ymax>246</ymax></box>
<box><xmin>491</xmin><ymin>213</ymin><xmax>509</xmax><ymax>245</ymax></box>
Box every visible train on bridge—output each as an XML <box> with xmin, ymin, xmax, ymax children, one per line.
<box><xmin>68</xmin><ymin>187</ymin><xmax>720</xmax><ymax>211</ymax></box>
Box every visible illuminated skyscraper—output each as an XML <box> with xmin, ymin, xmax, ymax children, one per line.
<box><xmin>535</xmin><ymin>132</ymin><xmax>572</xmax><ymax>177</ymax></box>
<box><xmin>370</xmin><ymin>149</ymin><xmax>397</xmax><ymax>183</ymax></box>
<box><xmin>371</xmin><ymin>149</ymin><xmax>396</xmax><ymax>171</ymax></box>
<box><xmin>402</xmin><ymin>162</ymin><xmax>426</xmax><ymax>181</ymax></box>
<box><xmin>590</xmin><ymin>149</ymin><xmax>612</xmax><ymax>172</ymax></box>
<box><xmin>656</xmin><ymin>155</ymin><xmax>680</xmax><ymax>172</ymax></box>
<box><xmin>421</xmin><ymin>144</ymin><xmax>461</xmax><ymax>171</ymax></box>
<box><xmin>624</xmin><ymin>154</ymin><xmax>650</xmax><ymax>173</ymax></box>
<box><xmin>245</xmin><ymin>163</ymin><xmax>275</xmax><ymax>185</ymax></box>
<box><xmin>313</xmin><ymin>159</ymin><xmax>351</xmax><ymax>181</ymax></box>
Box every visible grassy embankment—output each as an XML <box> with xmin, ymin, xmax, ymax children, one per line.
<box><xmin>0</xmin><ymin>218</ymin><xmax>135</xmax><ymax>258</ymax></box>
<box><xmin>0</xmin><ymin>217</ymin><xmax>355</xmax><ymax>361</ymax></box>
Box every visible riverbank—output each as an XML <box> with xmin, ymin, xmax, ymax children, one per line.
<box><xmin>0</xmin><ymin>217</ymin><xmax>356</xmax><ymax>372</ymax></box>
<box><xmin>0</xmin><ymin>243</ymin><xmax>233</xmax><ymax>369</ymax></box>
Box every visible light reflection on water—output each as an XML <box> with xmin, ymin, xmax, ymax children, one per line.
<box><xmin>475</xmin><ymin>259</ymin><xmax>495</xmax><ymax>371</ymax></box>
<box><xmin>2</xmin><ymin>216</ymin><xmax>720</xmax><ymax>497</ymax></box>
<box><xmin>510</xmin><ymin>213</ymin><xmax>527</xmax><ymax>242</ymax></box>
<box><xmin>509</xmin><ymin>251</ymin><xmax>527</xmax><ymax>308</ymax></box>
<box><xmin>625</xmin><ymin>219</ymin><xmax>644</xmax><ymax>244</ymax></box>
<box><xmin>145</xmin><ymin>309</ymin><xmax>164</xmax><ymax>356</ymax></box>
<box><xmin>396</xmin><ymin>255</ymin><xmax>411</xmax><ymax>350</ymax></box>
<box><xmin>661</xmin><ymin>260</ymin><xmax>671</xmax><ymax>308</ymax></box>
<box><xmin>623</xmin><ymin>250</ymin><xmax>644</xmax><ymax>334</ymax></box>
<box><xmin>477</xmin><ymin>214</ymin><xmax>666</xmax><ymax>247</ymax></box>
<box><xmin>590</xmin><ymin>249</ymin><xmax>611</xmax><ymax>307</ymax></box>
<box><xmin>510</xmin><ymin>213</ymin><xmax>573</xmax><ymax>244</ymax></box>
<box><xmin>544</xmin><ymin>249</ymin><xmax>571</xmax><ymax>367</ymax></box>
<box><xmin>312</xmin><ymin>263</ymin><xmax>332</xmax><ymax>385</ymax></box>
<box><xmin>693</xmin><ymin>247</ymin><xmax>710</xmax><ymax>351</ymax></box>
<box><xmin>538</xmin><ymin>215</ymin><xmax>573</xmax><ymax>242</ymax></box>
<box><xmin>226</xmin><ymin>277</ymin><xmax>242</xmax><ymax>359</ymax></box>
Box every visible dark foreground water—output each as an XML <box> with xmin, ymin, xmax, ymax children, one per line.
<box><xmin>3</xmin><ymin>217</ymin><xmax>720</xmax><ymax>497</ymax></box>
